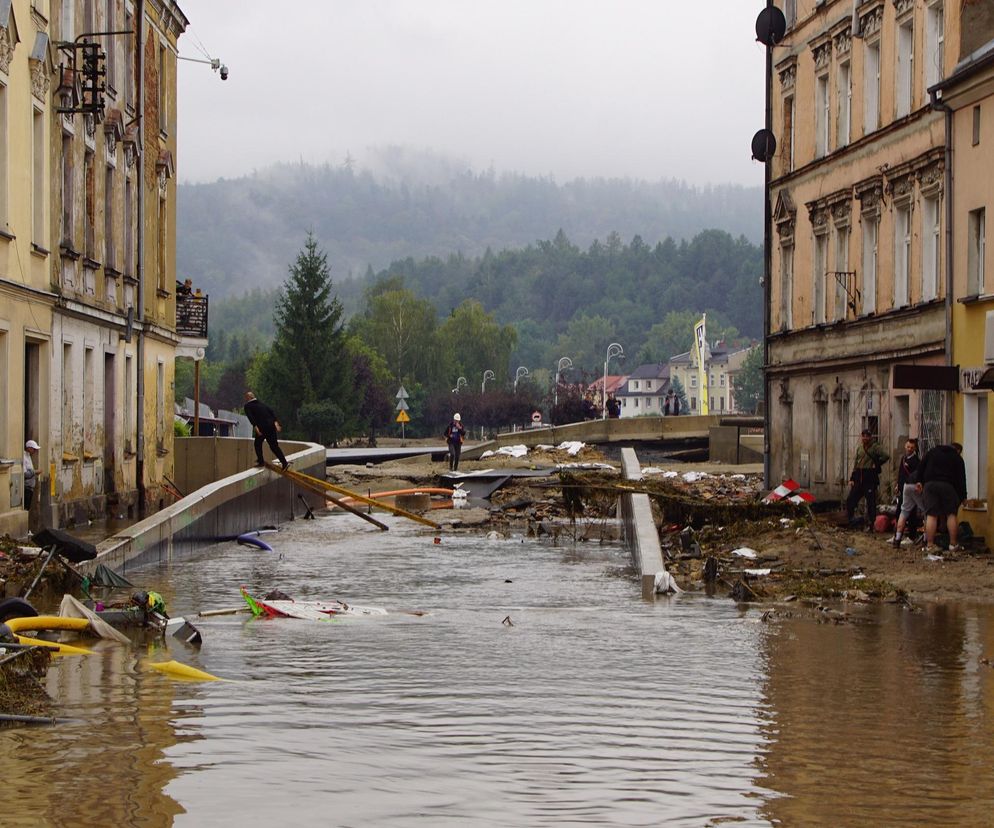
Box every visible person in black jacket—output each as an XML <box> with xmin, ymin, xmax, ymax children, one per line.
<box><xmin>444</xmin><ymin>413</ymin><xmax>466</xmax><ymax>471</ymax></box>
<box><xmin>890</xmin><ymin>438</ymin><xmax>921</xmax><ymax>546</ymax></box>
<box><xmin>915</xmin><ymin>442</ymin><xmax>967</xmax><ymax>552</ymax></box>
<box><xmin>244</xmin><ymin>391</ymin><xmax>289</xmax><ymax>470</ymax></box>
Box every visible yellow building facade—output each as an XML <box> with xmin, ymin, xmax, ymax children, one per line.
<box><xmin>768</xmin><ymin>0</ymin><xmax>960</xmax><ymax>504</ymax></box>
<box><xmin>0</xmin><ymin>0</ymin><xmax>186</xmax><ymax>535</ymax></box>
<box><xmin>0</xmin><ymin>0</ymin><xmax>56</xmax><ymax>536</ymax></box>
<box><xmin>937</xmin><ymin>4</ymin><xmax>994</xmax><ymax>540</ymax></box>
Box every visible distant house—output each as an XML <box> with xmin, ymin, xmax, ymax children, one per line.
<box><xmin>669</xmin><ymin>344</ymin><xmax>753</xmax><ymax>414</ymax></box>
<box><xmin>616</xmin><ymin>363</ymin><xmax>670</xmax><ymax>417</ymax></box>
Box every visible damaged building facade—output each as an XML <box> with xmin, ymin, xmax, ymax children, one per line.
<box><xmin>767</xmin><ymin>0</ymin><xmax>959</xmax><ymax>503</ymax></box>
<box><xmin>0</xmin><ymin>0</ymin><xmax>187</xmax><ymax>535</ymax></box>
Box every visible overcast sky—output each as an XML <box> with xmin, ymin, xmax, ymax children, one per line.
<box><xmin>176</xmin><ymin>1</ymin><xmax>767</xmax><ymax>187</ymax></box>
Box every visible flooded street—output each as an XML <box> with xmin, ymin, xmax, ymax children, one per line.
<box><xmin>3</xmin><ymin>514</ymin><xmax>994</xmax><ymax>826</ymax></box>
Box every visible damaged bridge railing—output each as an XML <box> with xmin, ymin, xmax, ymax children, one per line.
<box><xmin>619</xmin><ymin>448</ymin><xmax>678</xmax><ymax>599</ymax></box>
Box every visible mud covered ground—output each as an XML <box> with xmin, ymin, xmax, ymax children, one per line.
<box><xmin>332</xmin><ymin>439</ymin><xmax>994</xmax><ymax>606</ymax></box>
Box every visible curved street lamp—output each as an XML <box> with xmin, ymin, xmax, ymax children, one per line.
<box><xmin>452</xmin><ymin>376</ymin><xmax>467</xmax><ymax>393</ymax></box>
<box><xmin>482</xmin><ymin>369</ymin><xmax>495</xmax><ymax>393</ymax></box>
<box><xmin>554</xmin><ymin>356</ymin><xmax>573</xmax><ymax>406</ymax></box>
<box><xmin>513</xmin><ymin>365</ymin><xmax>530</xmax><ymax>392</ymax></box>
<box><xmin>603</xmin><ymin>342</ymin><xmax>624</xmax><ymax>418</ymax></box>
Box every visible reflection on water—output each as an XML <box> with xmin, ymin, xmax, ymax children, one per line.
<box><xmin>3</xmin><ymin>513</ymin><xmax>994</xmax><ymax>826</ymax></box>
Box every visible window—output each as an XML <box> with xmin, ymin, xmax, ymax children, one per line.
<box><xmin>84</xmin><ymin>347</ymin><xmax>94</xmax><ymax>453</ymax></box>
<box><xmin>815</xmin><ymin>74</ymin><xmax>830</xmax><ymax>157</ymax></box>
<box><xmin>0</xmin><ymin>83</ymin><xmax>8</xmax><ymax>228</ymax></box>
<box><xmin>968</xmin><ymin>208</ymin><xmax>987</xmax><ymax>295</ymax></box>
<box><xmin>720</xmin><ymin>374</ymin><xmax>726</xmax><ymax>387</ymax></box>
<box><xmin>691</xmin><ymin>397</ymin><xmax>697</xmax><ymax>412</ymax></box>
<box><xmin>783</xmin><ymin>95</ymin><xmax>795</xmax><ymax>172</ymax></box>
<box><xmin>894</xmin><ymin>205</ymin><xmax>911</xmax><ymax>307</ymax></box>
<box><xmin>124</xmin><ymin>9</ymin><xmax>135</xmax><ymax>109</ymax></box>
<box><xmin>780</xmin><ymin>244</ymin><xmax>794</xmax><ymax>329</ymax></box>
<box><xmin>124</xmin><ymin>354</ymin><xmax>133</xmax><ymax>451</ymax></box>
<box><xmin>964</xmin><ymin>394</ymin><xmax>989</xmax><ymax>500</ymax></box>
<box><xmin>104</xmin><ymin>166</ymin><xmax>115</xmax><ymax>268</ymax></box>
<box><xmin>62</xmin><ymin>343</ymin><xmax>73</xmax><ymax>453</ymax></box>
<box><xmin>84</xmin><ymin>150</ymin><xmax>95</xmax><ymax>257</ymax></box>
<box><xmin>784</xmin><ymin>0</ymin><xmax>796</xmax><ymax>28</ymax></box>
<box><xmin>61</xmin><ymin>134</ymin><xmax>73</xmax><ymax>244</ymax></box>
<box><xmin>922</xmin><ymin>196</ymin><xmax>941</xmax><ymax>302</ymax></box>
<box><xmin>834</xmin><ymin>225</ymin><xmax>850</xmax><ymax>321</ymax></box>
<box><xmin>104</xmin><ymin>0</ymin><xmax>116</xmax><ymax>92</ymax></box>
<box><xmin>124</xmin><ymin>178</ymin><xmax>134</xmax><ymax>275</ymax></box>
<box><xmin>925</xmin><ymin>2</ymin><xmax>944</xmax><ymax>91</ymax></box>
<box><xmin>814</xmin><ymin>396</ymin><xmax>828</xmax><ymax>482</ymax></box>
<box><xmin>690</xmin><ymin>375</ymin><xmax>697</xmax><ymax>388</ymax></box>
<box><xmin>158</xmin><ymin>43</ymin><xmax>167</xmax><ymax>133</ymax></box>
<box><xmin>0</xmin><ymin>331</ymin><xmax>6</xmax><ymax>455</ymax></box>
<box><xmin>896</xmin><ymin>18</ymin><xmax>914</xmax><ymax>118</ymax></box>
<box><xmin>157</xmin><ymin>196</ymin><xmax>167</xmax><ymax>291</ymax></box>
<box><xmin>974</xmin><ymin>106</ymin><xmax>981</xmax><ymax>147</ymax></box>
<box><xmin>814</xmin><ymin>232</ymin><xmax>828</xmax><ymax>324</ymax></box>
<box><xmin>632</xmin><ymin>380</ymin><xmax>639</xmax><ymax>390</ymax></box>
<box><xmin>864</xmin><ymin>40</ymin><xmax>881</xmax><ymax>133</ymax></box>
<box><xmin>157</xmin><ymin>360</ymin><xmax>165</xmax><ymax>446</ymax></box>
<box><xmin>61</xmin><ymin>0</ymin><xmax>75</xmax><ymax>41</ymax></box>
<box><xmin>862</xmin><ymin>216</ymin><xmax>878</xmax><ymax>314</ymax></box>
<box><xmin>837</xmin><ymin>59</ymin><xmax>851</xmax><ymax>148</ymax></box>
<box><xmin>33</xmin><ymin>108</ymin><xmax>45</xmax><ymax>244</ymax></box>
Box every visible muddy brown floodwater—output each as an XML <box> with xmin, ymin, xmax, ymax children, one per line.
<box><xmin>3</xmin><ymin>508</ymin><xmax>994</xmax><ymax>826</ymax></box>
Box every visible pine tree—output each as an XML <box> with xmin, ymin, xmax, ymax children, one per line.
<box><xmin>258</xmin><ymin>234</ymin><xmax>353</xmax><ymax>436</ymax></box>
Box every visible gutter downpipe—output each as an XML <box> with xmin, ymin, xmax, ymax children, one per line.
<box><xmin>135</xmin><ymin>0</ymin><xmax>146</xmax><ymax>513</ymax></box>
<box><xmin>762</xmin><ymin>0</ymin><xmax>773</xmax><ymax>489</ymax></box>
<box><xmin>929</xmin><ymin>86</ymin><xmax>954</xmax><ymax>443</ymax></box>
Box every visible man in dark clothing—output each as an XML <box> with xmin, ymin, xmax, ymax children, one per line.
<box><xmin>444</xmin><ymin>413</ymin><xmax>466</xmax><ymax>471</ymax></box>
<box><xmin>581</xmin><ymin>394</ymin><xmax>597</xmax><ymax>421</ymax></box>
<box><xmin>606</xmin><ymin>393</ymin><xmax>621</xmax><ymax>418</ymax></box>
<box><xmin>916</xmin><ymin>442</ymin><xmax>967</xmax><ymax>552</ymax></box>
<box><xmin>244</xmin><ymin>391</ymin><xmax>289</xmax><ymax>470</ymax></box>
<box><xmin>845</xmin><ymin>429</ymin><xmax>890</xmax><ymax>528</ymax></box>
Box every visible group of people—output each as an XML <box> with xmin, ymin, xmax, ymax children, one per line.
<box><xmin>580</xmin><ymin>392</ymin><xmax>623</xmax><ymax>420</ymax></box>
<box><xmin>846</xmin><ymin>429</ymin><xmax>968</xmax><ymax>552</ymax></box>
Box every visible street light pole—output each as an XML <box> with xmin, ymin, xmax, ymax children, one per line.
<box><xmin>482</xmin><ymin>369</ymin><xmax>495</xmax><ymax>394</ymax></box>
<box><xmin>452</xmin><ymin>376</ymin><xmax>467</xmax><ymax>393</ymax></box>
<box><xmin>603</xmin><ymin>343</ymin><xmax>624</xmax><ymax>419</ymax></box>
<box><xmin>514</xmin><ymin>366</ymin><xmax>530</xmax><ymax>392</ymax></box>
<box><xmin>554</xmin><ymin>356</ymin><xmax>573</xmax><ymax>407</ymax></box>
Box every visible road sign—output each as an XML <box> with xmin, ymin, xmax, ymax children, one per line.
<box><xmin>396</xmin><ymin>398</ymin><xmax>409</xmax><ymax>412</ymax></box>
<box><xmin>396</xmin><ymin>386</ymin><xmax>409</xmax><ymax>399</ymax></box>
<box><xmin>396</xmin><ymin>410</ymin><xmax>410</xmax><ymax>423</ymax></box>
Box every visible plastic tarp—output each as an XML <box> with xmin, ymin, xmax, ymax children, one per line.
<box><xmin>90</xmin><ymin>563</ymin><xmax>134</xmax><ymax>588</ymax></box>
<box><xmin>58</xmin><ymin>595</ymin><xmax>131</xmax><ymax>644</ymax></box>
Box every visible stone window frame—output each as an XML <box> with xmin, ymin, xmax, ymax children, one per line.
<box><xmin>811</xmin><ymin>33</ymin><xmax>833</xmax><ymax>159</ymax></box>
<box><xmin>832</xmin><ymin>20</ymin><xmax>853</xmax><ymax>149</ymax></box>
<box><xmin>828</xmin><ymin>192</ymin><xmax>854</xmax><ymax>322</ymax></box>
<box><xmin>888</xmin><ymin>162</ymin><xmax>916</xmax><ymax>309</ymax></box>
<box><xmin>807</xmin><ymin>199</ymin><xmax>831</xmax><ymax>326</ymax></box>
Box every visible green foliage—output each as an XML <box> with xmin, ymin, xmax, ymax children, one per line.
<box><xmin>298</xmin><ymin>400</ymin><xmax>346</xmax><ymax>445</ymax></box>
<box><xmin>435</xmin><ymin>300</ymin><xmax>518</xmax><ymax>391</ymax></box>
<box><xmin>173</xmin><ymin>418</ymin><xmax>192</xmax><ymax>437</ymax></box>
<box><xmin>731</xmin><ymin>346</ymin><xmax>764</xmax><ymax>414</ymax></box>
<box><xmin>350</xmin><ymin>284</ymin><xmax>439</xmax><ymax>386</ymax></box>
<box><xmin>257</xmin><ymin>234</ymin><xmax>354</xmax><ymax>435</ymax></box>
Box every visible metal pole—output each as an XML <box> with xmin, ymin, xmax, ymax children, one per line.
<box><xmin>135</xmin><ymin>0</ymin><xmax>146</xmax><ymax>512</ymax></box>
<box><xmin>193</xmin><ymin>358</ymin><xmax>201</xmax><ymax>436</ymax></box>
<box><xmin>762</xmin><ymin>0</ymin><xmax>773</xmax><ymax>489</ymax></box>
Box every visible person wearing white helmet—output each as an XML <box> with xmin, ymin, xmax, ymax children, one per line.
<box><xmin>444</xmin><ymin>413</ymin><xmax>466</xmax><ymax>471</ymax></box>
<box><xmin>23</xmin><ymin>440</ymin><xmax>40</xmax><ymax>510</ymax></box>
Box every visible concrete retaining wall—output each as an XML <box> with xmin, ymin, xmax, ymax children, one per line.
<box><xmin>462</xmin><ymin>414</ymin><xmax>722</xmax><ymax>460</ymax></box>
<box><xmin>619</xmin><ymin>448</ymin><xmax>670</xmax><ymax>599</ymax></box>
<box><xmin>80</xmin><ymin>438</ymin><xmax>327</xmax><ymax>576</ymax></box>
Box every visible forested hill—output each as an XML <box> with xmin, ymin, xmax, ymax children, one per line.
<box><xmin>177</xmin><ymin>154</ymin><xmax>762</xmax><ymax>299</ymax></box>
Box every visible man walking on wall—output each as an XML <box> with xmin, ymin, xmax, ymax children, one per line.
<box><xmin>244</xmin><ymin>391</ymin><xmax>290</xmax><ymax>471</ymax></box>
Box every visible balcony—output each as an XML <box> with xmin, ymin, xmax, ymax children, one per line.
<box><xmin>177</xmin><ymin>293</ymin><xmax>209</xmax><ymax>338</ymax></box>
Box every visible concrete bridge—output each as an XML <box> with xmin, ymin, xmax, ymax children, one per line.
<box><xmin>461</xmin><ymin>414</ymin><xmax>724</xmax><ymax>461</ymax></box>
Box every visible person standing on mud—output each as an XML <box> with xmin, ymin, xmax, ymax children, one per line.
<box><xmin>444</xmin><ymin>413</ymin><xmax>466</xmax><ymax>471</ymax></box>
<box><xmin>845</xmin><ymin>429</ymin><xmax>889</xmax><ymax>529</ymax></box>
<box><xmin>916</xmin><ymin>442</ymin><xmax>967</xmax><ymax>553</ymax></box>
<box><xmin>23</xmin><ymin>439</ymin><xmax>39</xmax><ymax>510</ymax></box>
<box><xmin>244</xmin><ymin>391</ymin><xmax>290</xmax><ymax>471</ymax></box>
<box><xmin>891</xmin><ymin>438</ymin><xmax>922</xmax><ymax>547</ymax></box>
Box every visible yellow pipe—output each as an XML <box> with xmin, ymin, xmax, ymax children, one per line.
<box><xmin>147</xmin><ymin>659</ymin><xmax>222</xmax><ymax>682</ymax></box>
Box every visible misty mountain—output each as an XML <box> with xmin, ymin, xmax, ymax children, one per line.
<box><xmin>177</xmin><ymin>150</ymin><xmax>762</xmax><ymax>299</ymax></box>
